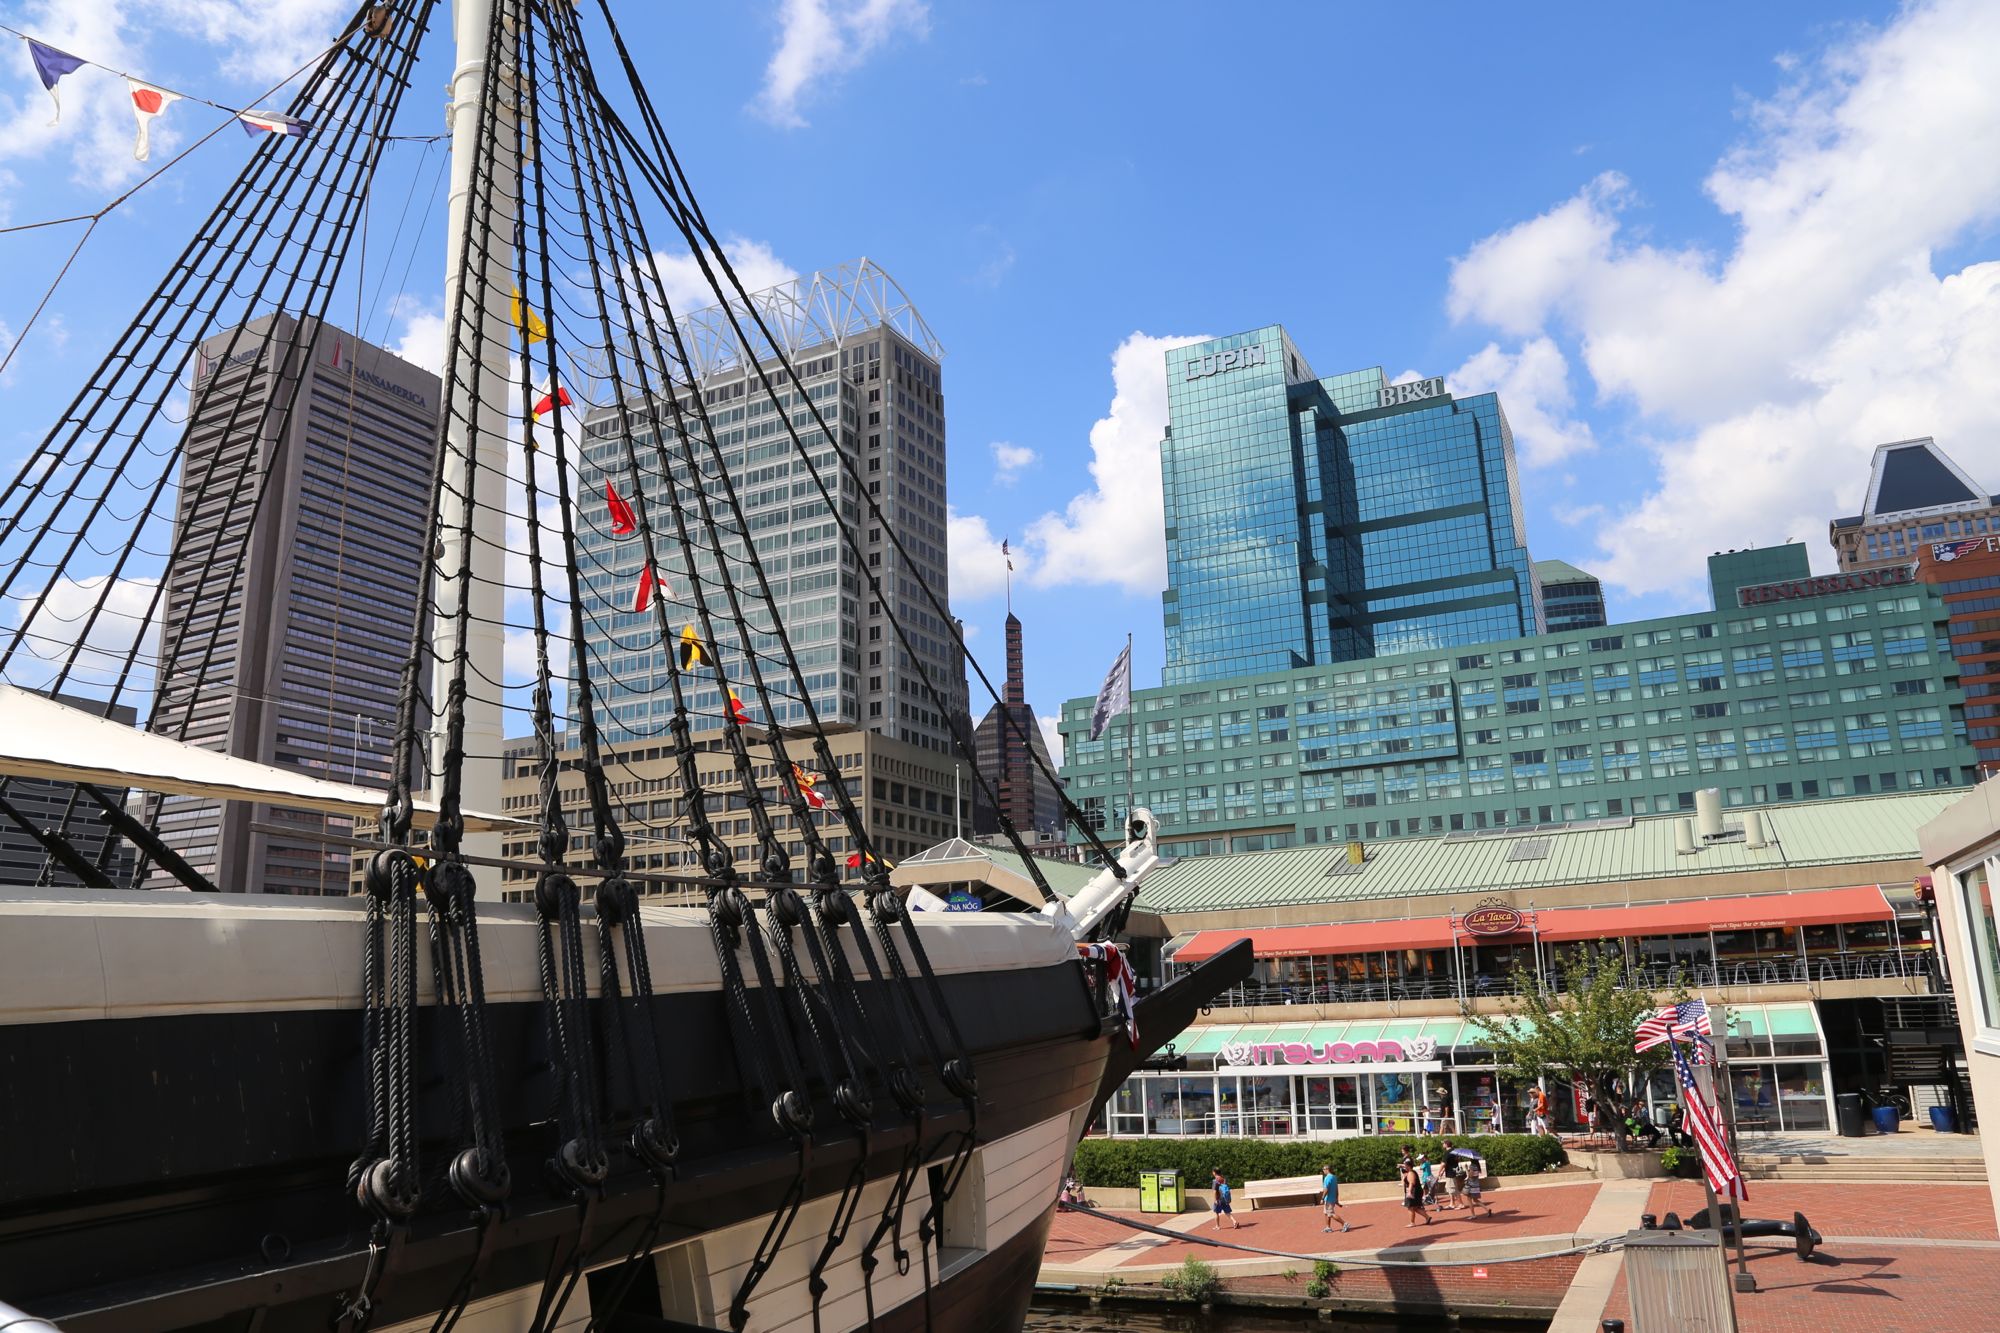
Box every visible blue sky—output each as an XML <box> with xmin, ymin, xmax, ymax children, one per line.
<box><xmin>5</xmin><ymin>1</ymin><xmax>2000</xmax><ymax>749</ymax></box>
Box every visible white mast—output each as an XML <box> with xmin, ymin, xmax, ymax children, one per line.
<box><xmin>432</xmin><ymin>0</ymin><xmax>514</xmax><ymax>894</ymax></box>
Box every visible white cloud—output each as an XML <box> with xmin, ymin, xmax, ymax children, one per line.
<box><xmin>1038</xmin><ymin>714</ymin><xmax>1062</xmax><ymax>765</ymax></box>
<box><xmin>947</xmin><ymin>506</ymin><xmax>1019</xmax><ymax>601</ymax></box>
<box><xmin>647</xmin><ymin>237</ymin><xmax>799</xmax><ymax>320</ymax></box>
<box><xmin>1552</xmin><ymin>501</ymin><xmax>1607</xmax><ymax>528</ymax></box>
<box><xmin>1025</xmin><ymin>331</ymin><xmax>1209</xmax><ymax>595</ymax></box>
<box><xmin>755</xmin><ymin>0</ymin><xmax>929</xmax><ymax>128</ymax></box>
<box><xmin>153</xmin><ymin>0</ymin><xmax>353</xmax><ymax>82</ymax></box>
<box><xmin>7</xmin><ymin>573</ymin><xmax>160</xmax><ymax>692</ymax></box>
<box><xmin>1447</xmin><ymin>0</ymin><xmax>2000</xmax><ymax>599</ymax></box>
<box><xmin>390</xmin><ymin>300</ymin><xmax>447</xmax><ymax>377</ymax></box>
<box><xmin>989</xmin><ymin>441</ymin><xmax>1037</xmax><ymax>485</ymax></box>
<box><xmin>0</xmin><ymin>1</ymin><xmax>154</xmax><ymax>189</ymax></box>
<box><xmin>1449</xmin><ymin>337</ymin><xmax>1595</xmax><ymax>467</ymax></box>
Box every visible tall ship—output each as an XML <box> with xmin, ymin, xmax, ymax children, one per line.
<box><xmin>0</xmin><ymin>3</ymin><xmax>1248</xmax><ymax>1330</ymax></box>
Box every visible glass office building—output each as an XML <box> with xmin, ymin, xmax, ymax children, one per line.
<box><xmin>1535</xmin><ymin>558</ymin><xmax>1607</xmax><ymax>633</ymax></box>
<box><xmin>1160</xmin><ymin>328</ymin><xmax>1538</xmax><ymax>685</ymax></box>
<box><xmin>1062</xmin><ymin>547</ymin><xmax>1972</xmax><ymax>855</ymax></box>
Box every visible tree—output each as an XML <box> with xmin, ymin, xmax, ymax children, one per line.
<box><xmin>1464</xmin><ymin>944</ymin><xmax>1685</xmax><ymax>1145</ymax></box>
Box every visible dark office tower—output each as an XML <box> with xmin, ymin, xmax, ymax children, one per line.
<box><xmin>1829</xmin><ymin>436</ymin><xmax>2000</xmax><ymax>571</ymax></box>
<box><xmin>146</xmin><ymin>316</ymin><xmax>440</xmax><ymax>893</ymax></box>
<box><xmin>972</xmin><ymin>614</ymin><xmax>1061</xmax><ymax>837</ymax></box>
<box><xmin>1534</xmin><ymin>559</ymin><xmax>1608</xmax><ymax>632</ymax></box>
<box><xmin>575</xmin><ymin>260</ymin><xmax>968</xmax><ymax>753</ymax></box>
<box><xmin>0</xmin><ymin>692</ymin><xmax>136</xmax><ymax>887</ymax></box>
<box><xmin>1160</xmin><ymin>328</ymin><xmax>1538</xmax><ymax>685</ymax></box>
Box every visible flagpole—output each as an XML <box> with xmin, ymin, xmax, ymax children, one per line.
<box><xmin>1122</xmin><ymin>632</ymin><xmax>1135</xmax><ymax>839</ymax></box>
<box><xmin>1708</xmin><ymin>1008</ymin><xmax>1755</xmax><ymax>1292</ymax></box>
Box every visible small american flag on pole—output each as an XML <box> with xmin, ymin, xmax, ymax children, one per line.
<box><xmin>1673</xmin><ymin>1038</ymin><xmax>1748</xmax><ymax>1201</ymax></box>
<box><xmin>1635</xmin><ymin>997</ymin><xmax>1713</xmax><ymax>1055</ymax></box>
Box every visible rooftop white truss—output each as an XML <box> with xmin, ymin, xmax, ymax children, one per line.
<box><xmin>674</xmin><ymin>257</ymin><xmax>943</xmax><ymax>381</ymax></box>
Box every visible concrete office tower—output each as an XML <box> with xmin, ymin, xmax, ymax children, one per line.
<box><xmin>0</xmin><ymin>693</ymin><xmax>136</xmax><ymax>887</ymax></box>
<box><xmin>1161</xmin><ymin>328</ymin><xmax>1538</xmax><ymax>685</ymax></box>
<box><xmin>574</xmin><ymin>260</ymin><xmax>968</xmax><ymax>752</ymax></box>
<box><xmin>971</xmin><ymin>614</ymin><xmax>1062</xmax><ymax>838</ymax></box>
<box><xmin>1534</xmin><ymin>559</ymin><xmax>1608</xmax><ymax>632</ymax></box>
<box><xmin>147</xmin><ymin>316</ymin><xmax>440</xmax><ymax>893</ymax></box>
<box><xmin>1830</xmin><ymin>437</ymin><xmax>2000</xmax><ymax>571</ymax></box>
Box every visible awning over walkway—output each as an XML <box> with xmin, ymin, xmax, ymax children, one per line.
<box><xmin>1167</xmin><ymin>884</ymin><xmax>1894</xmax><ymax>963</ymax></box>
<box><xmin>1532</xmin><ymin>884</ymin><xmax>1893</xmax><ymax>941</ymax></box>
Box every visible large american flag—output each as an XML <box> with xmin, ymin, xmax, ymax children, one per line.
<box><xmin>1635</xmin><ymin>997</ymin><xmax>1714</xmax><ymax>1057</ymax></box>
<box><xmin>1673</xmin><ymin>1039</ymin><xmax>1748</xmax><ymax>1201</ymax></box>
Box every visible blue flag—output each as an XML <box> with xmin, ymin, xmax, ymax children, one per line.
<box><xmin>27</xmin><ymin>39</ymin><xmax>86</xmax><ymax>126</ymax></box>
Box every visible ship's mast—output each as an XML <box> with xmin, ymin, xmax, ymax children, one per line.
<box><xmin>433</xmin><ymin>0</ymin><xmax>514</xmax><ymax>893</ymax></box>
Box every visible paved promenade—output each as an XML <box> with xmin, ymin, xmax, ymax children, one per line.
<box><xmin>1043</xmin><ymin>1172</ymin><xmax>1999</xmax><ymax>1328</ymax></box>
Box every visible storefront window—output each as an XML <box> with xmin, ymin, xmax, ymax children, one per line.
<box><xmin>1802</xmin><ymin>923</ymin><xmax>1841</xmax><ymax>956</ymax></box>
<box><xmin>1451</xmin><ymin>1070</ymin><xmax>1496</xmax><ymax>1132</ymax></box>
<box><xmin>1774</xmin><ymin>1066</ymin><xmax>1829</xmax><ymax>1130</ymax></box>
<box><xmin>1725</xmin><ymin>1063</ymin><xmax>1781</xmax><ymax>1132</ymax></box>
<box><xmin>1371</xmin><ymin>1071</ymin><xmax>1418</xmax><ymax>1134</ymax></box>
<box><xmin>1241</xmin><ymin>1075</ymin><xmax>1293</xmax><ymax>1136</ymax></box>
<box><xmin>1845</xmin><ymin>919</ymin><xmax>1893</xmax><ymax>951</ymax></box>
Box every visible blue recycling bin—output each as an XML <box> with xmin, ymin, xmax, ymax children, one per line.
<box><xmin>1872</xmin><ymin>1105</ymin><xmax>1900</xmax><ymax>1134</ymax></box>
<box><xmin>1930</xmin><ymin>1105</ymin><xmax>1956</xmax><ymax>1133</ymax></box>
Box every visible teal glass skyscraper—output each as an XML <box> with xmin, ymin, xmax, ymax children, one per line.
<box><xmin>1161</xmin><ymin>327</ymin><xmax>1538</xmax><ymax>685</ymax></box>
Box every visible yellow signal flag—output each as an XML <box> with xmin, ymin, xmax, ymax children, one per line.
<box><xmin>678</xmin><ymin>623</ymin><xmax>710</xmax><ymax>671</ymax></box>
<box><xmin>510</xmin><ymin>288</ymin><xmax>548</xmax><ymax>344</ymax></box>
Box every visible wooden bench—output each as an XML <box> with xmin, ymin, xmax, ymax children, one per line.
<box><xmin>1238</xmin><ymin>1175</ymin><xmax>1324</xmax><ymax>1211</ymax></box>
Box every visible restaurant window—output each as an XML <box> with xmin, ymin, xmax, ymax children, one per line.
<box><xmin>1952</xmin><ymin>861</ymin><xmax>2000</xmax><ymax>1035</ymax></box>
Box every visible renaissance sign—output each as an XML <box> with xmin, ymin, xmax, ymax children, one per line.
<box><xmin>1736</xmin><ymin>564</ymin><xmax>1912</xmax><ymax>607</ymax></box>
<box><xmin>1220</xmin><ymin>1036</ymin><xmax>1439</xmax><ymax>1068</ymax></box>
<box><xmin>1184</xmin><ymin>343</ymin><xmax>1266</xmax><ymax>381</ymax></box>
<box><xmin>1378</xmin><ymin>376</ymin><xmax>1446</xmax><ymax>409</ymax></box>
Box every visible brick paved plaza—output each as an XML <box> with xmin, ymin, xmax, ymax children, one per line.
<box><xmin>1042</xmin><ymin>1174</ymin><xmax>2000</xmax><ymax>1327</ymax></box>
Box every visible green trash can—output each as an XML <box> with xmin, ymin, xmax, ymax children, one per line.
<box><xmin>1138</xmin><ymin>1171</ymin><xmax>1161</xmax><ymax>1214</ymax></box>
<box><xmin>1158</xmin><ymin>1169</ymin><xmax>1183</xmax><ymax>1214</ymax></box>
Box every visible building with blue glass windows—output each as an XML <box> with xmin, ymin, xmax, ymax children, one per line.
<box><xmin>1161</xmin><ymin>328</ymin><xmax>1538</xmax><ymax>685</ymax></box>
<box><xmin>1534</xmin><ymin>559</ymin><xmax>1607</xmax><ymax>633</ymax></box>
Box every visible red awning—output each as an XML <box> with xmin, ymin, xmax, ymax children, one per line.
<box><xmin>1171</xmin><ymin>916</ymin><xmax>1457</xmax><ymax>963</ymax></box>
<box><xmin>1530</xmin><ymin>885</ymin><xmax>1893</xmax><ymax>942</ymax></box>
<box><xmin>1168</xmin><ymin>885</ymin><xmax>1894</xmax><ymax>963</ymax></box>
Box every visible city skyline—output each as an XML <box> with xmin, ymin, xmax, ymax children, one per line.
<box><xmin>2</xmin><ymin>2</ymin><xmax>1998</xmax><ymax>758</ymax></box>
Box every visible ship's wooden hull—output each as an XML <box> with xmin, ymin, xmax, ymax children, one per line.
<box><xmin>0</xmin><ymin>890</ymin><xmax>1112</xmax><ymax>1333</ymax></box>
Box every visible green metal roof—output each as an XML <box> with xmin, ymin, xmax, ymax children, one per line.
<box><xmin>1533</xmin><ymin>558</ymin><xmax>1598</xmax><ymax>585</ymax></box>
<box><xmin>894</xmin><ymin>837</ymin><xmax>1104</xmax><ymax>901</ymax></box>
<box><xmin>1133</xmin><ymin>789</ymin><xmax>1959</xmax><ymax>917</ymax></box>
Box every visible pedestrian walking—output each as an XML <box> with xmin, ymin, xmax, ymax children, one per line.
<box><xmin>1460</xmin><ymin>1160</ymin><xmax>1492</xmax><ymax>1216</ymax></box>
<box><xmin>1211</xmin><ymin>1168</ymin><xmax>1235</xmax><ymax>1229</ymax></box>
<box><xmin>1400</xmin><ymin>1158</ymin><xmax>1431</xmax><ymax>1228</ymax></box>
<box><xmin>1530</xmin><ymin>1084</ymin><xmax>1551</xmax><ymax>1136</ymax></box>
<box><xmin>1319</xmin><ymin>1163</ymin><xmax>1349</xmax><ymax>1233</ymax></box>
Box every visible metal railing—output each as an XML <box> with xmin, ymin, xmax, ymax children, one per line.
<box><xmin>1202</xmin><ymin>950</ymin><xmax>1939</xmax><ymax>1009</ymax></box>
